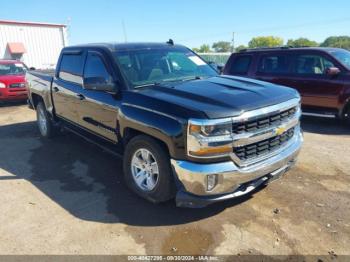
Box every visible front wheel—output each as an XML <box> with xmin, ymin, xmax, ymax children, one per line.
<box><xmin>36</xmin><ymin>102</ymin><xmax>55</xmax><ymax>138</ymax></box>
<box><xmin>342</xmin><ymin>106</ymin><xmax>350</xmax><ymax>127</ymax></box>
<box><xmin>123</xmin><ymin>135</ymin><xmax>175</xmax><ymax>203</ymax></box>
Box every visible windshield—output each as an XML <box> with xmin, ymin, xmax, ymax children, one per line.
<box><xmin>114</xmin><ymin>47</ymin><xmax>217</xmax><ymax>88</ymax></box>
<box><xmin>329</xmin><ymin>49</ymin><xmax>350</xmax><ymax>69</ymax></box>
<box><xmin>0</xmin><ymin>63</ymin><xmax>26</xmax><ymax>76</ymax></box>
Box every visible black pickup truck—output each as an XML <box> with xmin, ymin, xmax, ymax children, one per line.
<box><xmin>27</xmin><ymin>42</ymin><xmax>303</xmax><ymax>208</ymax></box>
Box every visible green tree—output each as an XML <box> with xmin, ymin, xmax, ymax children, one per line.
<box><xmin>192</xmin><ymin>44</ymin><xmax>211</xmax><ymax>53</ymax></box>
<box><xmin>287</xmin><ymin>38</ymin><xmax>318</xmax><ymax>47</ymax></box>
<box><xmin>235</xmin><ymin>45</ymin><xmax>247</xmax><ymax>52</ymax></box>
<box><xmin>212</xmin><ymin>41</ymin><xmax>232</xmax><ymax>52</ymax></box>
<box><xmin>248</xmin><ymin>36</ymin><xmax>284</xmax><ymax>48</ymax></box>
<box><xmin>320</xmin><ymin>36</ymin><xmax>350</xmax><ymax>50</ymax></box>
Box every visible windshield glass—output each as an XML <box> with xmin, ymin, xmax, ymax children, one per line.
<box><xmin>114</xmin><ymin>47</ymin><xmax>217</xmax><ymax>87</ymax></box>
<box><xmin>329</xmin><ymin>49</ymin><xmax>350</xmax><ymax>69</ymax></box>
<box><xmin>0</xmin><ymin>63</ymin><xmax>26</xmax><ymax>76</ymax></box>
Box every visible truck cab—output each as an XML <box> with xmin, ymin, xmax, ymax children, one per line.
<box><xmin>27</xmin><ymin>42</ymin><xmax>303</xmax><ymax>208</ymax></box>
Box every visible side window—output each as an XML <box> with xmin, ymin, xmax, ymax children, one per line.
<box><xmin>294</xmin><ymin>55</ymin><xmax>335</xmax><ymax>75</ymax></box>
<box><xmin>258</xmin><ymin>55</ymin><xmax>290</xmax><ymax>74</ymax></box>
<box><xmin>229</xmin><ymin>55</ymin><xmax>252</xmax><ymax>75</ymax></box>
<box><xmin>84</xmin><ymin>53</ymin><xmax>111</xmax><ymax>82</ymax></box>
<box><xmin>58</xmin><ymin>53</ymin><xmax>84</xmax><ymax>84</ymax></box>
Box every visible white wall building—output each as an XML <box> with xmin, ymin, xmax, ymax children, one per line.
<box><xmin>0</xmin><ymin>20</ymin><xmax>67</xmax><ymax>69</ymax></box>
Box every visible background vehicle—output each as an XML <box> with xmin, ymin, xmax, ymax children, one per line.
<box><xmin>223</xmin><ymin>47</ymin><xmax>350</xmax><ymax>124</ymax></box>
<box><xmin>0</xmin><ymin>60</ymin><xmax>28</xmax><ymax>102</ymax></box>
<box><xmin>26</xmin><ymin>42</ymin><xmax>303</xmax><ymax>208</ymax></box>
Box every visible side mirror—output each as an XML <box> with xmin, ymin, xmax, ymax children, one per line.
<box><xmin>83</xmin><ymin>77</ymin><xmax>117</xmax><ymax>93</ymax></box>
<box><xmin>326</xmin><ymin>67</ymin><xmax>340</xmax><ymax>76</ymax></box>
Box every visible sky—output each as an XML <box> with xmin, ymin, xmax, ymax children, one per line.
<box><xmin>1</xmin><ymin>0</ymin><xmax>350</xmax><ymax>48</ymax></box>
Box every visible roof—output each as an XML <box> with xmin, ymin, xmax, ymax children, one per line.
<box><xmin>65</xmin><ymin>42</ymin><xmax>187</xmax><ymax>52</ymax></box>
<box><xmin>0</xmin><ymin>19</ymin><xmax>66</xmax><ymax>28</ymax></box>
<box><xmin>238</xmin><ymin>46</ymin><xmax>345</xmax><ymax>54</ymax></box>
<box><xmin>7</xmin><ymin>42</ymin><xmax>26</xmax><ymax>54</ymax></box>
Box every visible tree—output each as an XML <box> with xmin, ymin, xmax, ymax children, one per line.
<box><xmin>287</xmin><ymin>38</ymin><xmax>318</xmax><ymax>47</ymax></box>
<box><xmin>235</xmin><ymin>45</ymin><xmax>247</xmax><ymax>52</ymax></box>
<box><xmin>248</xmin><ymin>36</ymin><xmax>284</xmax><ymax>48</ymax></box>
<box><xmin>320</xmin><ymin>36</ymin><xmax>350</xmax><ymax>50</ymax></box>
<box><xmin>192</xmin><ymin>44</ymin><xmax>211</xmax><ymax>53</ymax></box>
<box><xmin>212</xmin><ymin>41</ymin><xmax>232</xmax><ymax>52</ymax></box>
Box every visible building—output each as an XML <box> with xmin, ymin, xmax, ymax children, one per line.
<box><xmin>0</xmin><ymin>20</ymin><xmax>67</xmax><ymax>69</ymax></box>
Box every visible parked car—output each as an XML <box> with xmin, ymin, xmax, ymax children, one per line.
<box><xmin>0</xmin><ymin>60</ymin><xmax>28</xmax><ymax>102</ymax></box>
<box><xmin>223</xmin><ymin>47</ymin><xmax>350</xmax><ymax>124</ymax></box>
<box><xmin>26</xmin><ymin>42</ymin><xmax>303</xmax><ymax>208</ymax></box>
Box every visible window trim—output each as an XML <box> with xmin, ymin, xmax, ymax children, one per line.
<box><xmin>57</xmin><ymin>49</ymin><xmax>85</xmax><ymax>85</ymax></box>
<box><xmin>229</xmin><ymin>55</ymin><xmax>252</xmax><ymax>75</ymax></box>
<box><xmin>290</xmin><ymin>52</ymin><xmax>343</xmax><ymax>77</ymax></box>
<box><xmin>83</xmin><ymin>50</ymin><xmax>113</xmax><ymax>84</ymax></box>
<box><xmin>256</xmin><ymin>53</ymin><xmax>293</xmax><ymax>76</ymax></box>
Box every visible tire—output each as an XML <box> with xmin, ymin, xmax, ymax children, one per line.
<box><xmin>36</xmin><ymin>102</ymin><xmax>56</xmax><ymax>138</ymax></box>
<box><xmin>342</xmin><ymin>106</ymin><xmax>350</xmax><ymax>127</ymax></box>
<box><xmin>123</xmin><ymin>135</ymin><xmax>176</xmax><ymax>203</ymax></box>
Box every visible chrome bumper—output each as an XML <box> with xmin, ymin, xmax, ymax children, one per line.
<box><xmin>171</xmin><ymin>130</ymin><xmax>303</xmax><ymax>199</ymax></box>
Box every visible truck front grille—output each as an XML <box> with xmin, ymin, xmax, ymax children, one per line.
<box><xmin>232</xmin><ymin>107</ymin><xmax>297</xmax><ymax>134</ymax></box>
<box><xmin>9</xmin><ymin>83</ymin><xmax>26</xmax><ymax>88</ymax></box>
<box><xmin>234</xmin><ymin>128</ymin><xmax>295</xmax><ymax>161</ymax></box>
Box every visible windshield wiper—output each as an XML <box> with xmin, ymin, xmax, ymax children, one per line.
<box><xmin>134</xmin><ymin>82</ymin><xmax>162</xmax><ymax>88</ymax></box>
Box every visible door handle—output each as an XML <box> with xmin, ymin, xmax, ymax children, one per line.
<box><xmin>53</xmin><ymin>86</ymin><xmax>59</xmax><ymax>92</ymax></box>
<box><xmin>76</xmin><ymin>93</ymin><xmax>85</xmax><ymax>100</ymax></box>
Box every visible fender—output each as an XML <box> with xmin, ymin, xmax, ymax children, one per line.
<box><xmin>118</xmin><ymin>103</ymin><xmax>187</xmax><ymax>159</ymax></box>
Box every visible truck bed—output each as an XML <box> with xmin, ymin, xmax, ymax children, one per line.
<box><xmin>26</xmin><ymin>70</ymin><xmax>55</xmax><ymax>113</ymax></box>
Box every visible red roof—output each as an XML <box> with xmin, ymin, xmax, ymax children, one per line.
<box><xmin>7</xmin><ymin>43</ymin><xmax>26</xmax><ymax>54</ymax></box>
<box><xmin>0</xmin><ymin>19</ymin><xmax>66</xmax><ymax>28</ymax></box>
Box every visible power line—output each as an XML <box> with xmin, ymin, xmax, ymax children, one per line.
<box><xmin>178</xmin><ymin>17</ymin><xmax>350</xmax><ymax>42</ymax></box>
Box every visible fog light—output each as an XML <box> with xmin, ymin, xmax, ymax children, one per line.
<box><xmin>207</xmin><ymin>174</ymin><xmax>218</xmax><ymax>191</ymax></box>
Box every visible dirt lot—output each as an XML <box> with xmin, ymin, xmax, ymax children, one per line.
<box><xmin>0</xmin><ymin>103</ymin><xmax>349</xmax><ymax>257</ymax></box>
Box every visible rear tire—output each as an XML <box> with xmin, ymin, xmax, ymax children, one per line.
<box><xmin>123</xmin><ymin>135</ymin><xmax>175</xmax><ymax>203</ymax></box>
<box><xmin>36</xmin><ymin>102</ymin><xmax>56</xmax><ymax>138</ymax></box>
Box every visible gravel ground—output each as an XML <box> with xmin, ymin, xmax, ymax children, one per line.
<box><xmin>0</xmin><ymin>103</ymin><xmax>349</xmax><ymax>258</ymax></box>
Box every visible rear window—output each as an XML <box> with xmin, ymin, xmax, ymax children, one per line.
<box><xmin>58</xmin><ymin>53</ymin><xmax>84</xmax><ymax>84</ymax></box>
<box><xmin>229</xmin><ymin>55</ymin><xmax>252</xmax><ymax>75</ymax></box>
<box><xmin>258</xmin><ymin>54</ymin><xmax>290</xmax><ymax>74</ymax></box>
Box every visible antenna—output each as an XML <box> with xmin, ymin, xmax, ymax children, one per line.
<box><xmin>167</xmin><ymin>39</ymin><xmax>174</xmax><ymax>45</ymax></box>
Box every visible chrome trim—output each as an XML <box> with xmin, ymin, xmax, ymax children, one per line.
<box><xmin>231</xmin><ymin>125</ymin><xmax>300</xmax><ymax>167</ymax></box>
<box><xmin>171</xmin><ymin>131</ymin><xmax>303</xmax><ymax>196</ymax></box>
<box><xmin>186</xmin><ymin>98</ymin><xmax>301</xmax><ymax>160</ymax></box>
<box><xmin>302</xmin><ymin>112</ymin><xmax>336</xmax><ymax>118</ymax></box>
<box><xmin>231</xmin><ymin>98</ymin><xmax>300</xmax><ymax>122</ymax></box>
<box><xmin>232</xmin><ymin>114</ymin><xmax>300</xmax><ymax>147</ymax></box>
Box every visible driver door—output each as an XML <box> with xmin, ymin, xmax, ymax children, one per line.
<box><xmin>76</xmin><ymin>50</ymin><xmax>120</xmax><ymax>142</ymax></box>
<box><xmin>289</xmin><ymin>53</ymin><xmax>345</xmax><ymax>109</ymax></box>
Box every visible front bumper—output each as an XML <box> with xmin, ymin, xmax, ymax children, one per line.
<box><xmin>171</xmin><ymin>130</ymin><xmax>303</xmax><ymax>208</ymax></box>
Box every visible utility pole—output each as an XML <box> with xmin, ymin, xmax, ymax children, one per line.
<box><xmin>231</xmin><ymin>32</ymin><xmax>235</xmax><ymax>53</ymax></box>
<box><xmin>122</xmin><ymin>20</ymin><xmax>128</xmax><ymax>43</ymax></box>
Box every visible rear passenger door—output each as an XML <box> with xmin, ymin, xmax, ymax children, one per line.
<box><xmin>52</xmin><ymin>50</ymin><xmax>85</xmax><ymax>123</ymax></box>
<box><xmin>255</xmin><ymin>53</ymin><xmax>295</xmax><ymax>88</ymax></box>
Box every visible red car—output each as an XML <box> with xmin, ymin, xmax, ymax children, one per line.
<box><xmin>0</xmin><ymin>60</ymin><xmax>28</xmax><ymax>102</ymax></box>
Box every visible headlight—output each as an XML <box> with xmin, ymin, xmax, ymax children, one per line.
<box><xmin>187</xmin><ymin>118</ymin><xmax>233</xmax><ymax>158</ymax></box>
<box><xmin>0</xmin><ymin>82</ymin><xmax>6</xmax><ymax>88</ymax></box>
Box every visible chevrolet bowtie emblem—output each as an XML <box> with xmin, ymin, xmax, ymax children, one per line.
<box><xmin>275</xmin><ymin>126</ymin><xmax>286</xmax><ymax>136</ymax></box>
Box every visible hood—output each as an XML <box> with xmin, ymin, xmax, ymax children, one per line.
<box><xmin>130</xmin><ymin>75</ymin><xmax>299</xmax><ymax>119</ymax></box>
<box><xmin>0</xmin><ymin>74</ymin><xmax>26</xmax><ymax>86</ymax></box>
